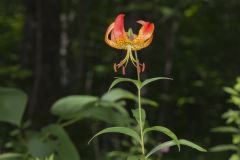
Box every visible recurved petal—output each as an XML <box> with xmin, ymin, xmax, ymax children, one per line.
<box><xmin>105</xmin><ymin>22</ymin><xmax>114</xmax><ymax>41</ymax></box>
<box><xmin>136</xmin><ymin>20</ymin><xmax>154</xmax><ymax>40</ymax></box>
<box><xmin>112</xmin><ymin>14</ymin><xmax>127</xmax><ymax>40</ymax></box>
<box><xmin>105</xmin><ymin>22</ymin><xmax>121</xmax><ymax>49</ymax></box>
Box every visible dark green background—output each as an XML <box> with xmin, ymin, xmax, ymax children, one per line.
<box><xmin>0</xmin><ymin>0</ymin><xmax>239</xmax><ymax>159</ymax></box>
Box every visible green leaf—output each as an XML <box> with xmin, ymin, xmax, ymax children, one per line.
<box><xmin>143</xmin><ymin>126</ymin><xmax>180</xmax><ymax>151</ymax></box>
<box><xmin>106</xmin><ymin>151</ymin><xmax>128</xmax><ymax>159</ymax></box>
<box><xmin>233</xmin><ymin>135</ymin><xmax>240</xmax><ymax>144</ymax></box>
<box><xmin>0</xmin><ymin>153</ymin><xmax>22</xmax><ymax>160</ymax></box>
<box><xmin>231</xmin><ymin>96</ymin><xmax>240</xmax><ymax>106</ymax></box>
<box><xmin>140</xmin><ymin>98</ymin><xmax>158</xmax><ymax>107</ymax></box>
<box><xmin>229</xmin><ymin>154</ymin><xmax>240</xmax><ymax>160</ymax></box>
<box><xmin>48</xmin><ymin>155</ymin><xmax>55</xmax><ymax>160</ymax></box>
<box><xmin>132</xmin><ymin>109</ymin><xmax>146</xmax><ymax>128</ymax></box>
<box><xmin>109</xmin><ymin>77</ymin><xmax>141</xmax><ymax>90</ymax></box>
<box><xmin>223</xmin><ymin>87</ymin><xmax>239</xmax><ymax>96</ymax></box>
<box><xmin>34</xmin><ymin>154</ymin><xmax>55</xmax><ymax>160</ymax></box>
<box><xmin>83</xmin><ymin>107</ymin><xmax>131</xmax><ymax>126</ymax></box>
<box><xmin>27</xmin><ymin>137</ymin><xmax>53</xmax><ymax>158</ymax></box>
<box><xmin>0</xmin><ymin>87</ymin><xmax>27</xmax><ymax>126</ymax></box>
<box><xmin>102</xmin><ymin>88</ymin><xmax>135</xmax><ymax>102</ymax></box>
<box><xmin>99</xmin><ymin>100</ymin><xmax>129</xmax><ymax>117</ymax></box>
<box><xmin>59</xmin><ymin>100</ymin><xmax>131</xmax><ymax>127</ymax></box>
<box><xmin>141</xmin><ymin>77</ymin><xmax>173</xmax><ymax>88</ymax></box>
<box><xmin>211</xmin><ymin>126</ymin><xmax>238</xmax><ymax>133</ymax></box>
<box><xmin>51</xmin><ymin>95</ymin><xmax>98</xmax><ymax>119</ymax></box>
<box><xmin>102</xmin><ymin>88</ymin><xmax>158</xmax><ymax>107</ymax></box>
<box><xmin>179</xmin><ymin>139</ymin><xmax>207</xmax><ymax>152</ymax></box>
<box><xmin>210</xmin><ymin>144</ymin><xmax>238</xmax><ymax>152</ymax></box>
<box><xmin>222</xmin><ymin>110</ymin><xmax>239</xmax><ymax>122</ymax></box>
<box><xmin>42</xmin><ymin>125</ymin><xmax>80</xmax><ymax>160</ymax></box>
<box><xmin>88</xmin><ymin>127</ymin><xmax>141</xmax><ymax>144</ymax></box>
<box><xmin>43</xmin><ymin>155</ymin><xmax>55</xmax><ymax>160</ymax></box>
<box><xmin>146</xmin><ymin>139</ymin><xmax>206</xmax><ymax>158</ymax></box>
<box><xmin>146</xmin><ymin>140</ymin><xmax>176</xmax><ymax>158</ymax></box>
<box><xmin>127</xmin><ymin>156</ymin><xmax>139</xmax><ymax>160</ymax></box>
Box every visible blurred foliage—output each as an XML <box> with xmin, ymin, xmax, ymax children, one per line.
<box><xmin>34</xmin><ymin>155</ymin><xmax>55</xmax><ymax>160</ymax></box>
<box><xmin>0</xmin><ymin>87</ymin><xmax>27</xmax><ymax>126</ymax></box>
<box><xmin>0</xmin><ymin>1</ymin><xmax>30</xmax><ymax>86</ymax></box>
<box><xmin>0</xmin><ymin>87</ymin><xmax>80</xmax><ymax>160</ymax></box>
<box><xmin>211</xmin><ymin>77</ymin><xmax>240</xmax><ymax>160</ymax></box>
<box><xmin>0</xmin><ymin>87</ymin><xmax>155</xmax><ymax>160</ymax></box>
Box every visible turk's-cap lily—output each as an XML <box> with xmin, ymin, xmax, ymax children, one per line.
<box><xmin>105</xmin><ymin>14</ymin><xmax>154</xmax><ymax>75</ymax></box>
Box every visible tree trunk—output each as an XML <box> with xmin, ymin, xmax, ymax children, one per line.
<box><xmin>22</xmin><ymin>0</ymin><xmax>61</xmax><ymax>128</ymax></box>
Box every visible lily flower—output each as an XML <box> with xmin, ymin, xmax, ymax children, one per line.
<box><xmin>105</xmin><ymin>14</ymin><xmax>154</xmax><ymax>75</ymax></box>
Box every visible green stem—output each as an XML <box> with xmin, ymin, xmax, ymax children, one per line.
<box><xmin>61</xmin><ymin>117</ymin><xmax>81</xmax><ymax>127</ymax></box>
<box><xmin>138</xmin><ymin>88</ymin><xmax>145</xmax><ymax>155</ymax></box>
<box><xmin>134</xmin><ymin>50</ymin><xmax>145</xmax><ymax>156</ymax></box>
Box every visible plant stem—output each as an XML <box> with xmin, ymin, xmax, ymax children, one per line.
<box><xmin>135</xmin><ymin>51</ymin><xmax>145</xmax><ymax>156</ymax></box>
<box><xmin>61</xmin><ymin>117</ymin><xmax>81</xmax><ymax>127</ymax></box>
<box><xmin>138</xmin><ymin>88</ymin><xmax>145</xmax><ymax>155</ymax></box>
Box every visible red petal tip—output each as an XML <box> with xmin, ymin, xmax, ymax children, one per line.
<box><xmin>137</xmin><ymin>20</ymin><xmax>147</xmax><ymax>25</ymax></box>
<box><xmin>137</xmin><ymin>20</ymin><xmax>154</xmax><ymax>40</ymax></box>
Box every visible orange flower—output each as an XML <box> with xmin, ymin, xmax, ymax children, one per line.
<box><xmin>105</xmin><ymin>14</ymin><xmax>154</xmax><ymax>75</ymax></box>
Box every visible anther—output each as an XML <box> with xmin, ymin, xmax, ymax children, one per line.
<box><xmin>113</xmin><ymin>63</ymin><xmax>118</xmax><ymax>72</ymax></box>
<box><xmin>137</xmin><ymin>62</ymin><xmax>141</xmax><ymax>74</ymax></box>
<box><xmin>142</xmin><ymin>63</ymin><xmax>145</xmax><ymax>72</ymax></box>
<box><xmin>122</xmin><ymin>66</ymin><xmax>126</xmax><ymax>75</ymax></box>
